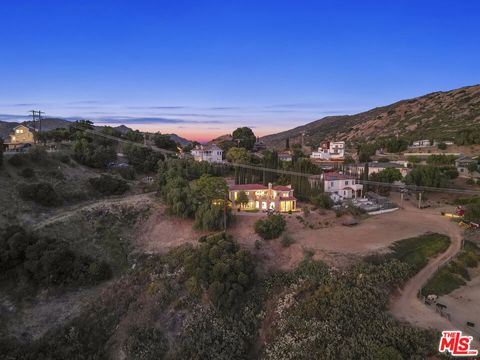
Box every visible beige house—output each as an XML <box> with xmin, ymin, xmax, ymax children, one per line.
<box><xmin>5</xmin><ymin>125</ymin><xmax>35</xmax><ymax>150</ymax></box>
<box><xmin>229</xmin><ymin>182</ymin><xmax>297</xmax><ymax>212</ymax></box>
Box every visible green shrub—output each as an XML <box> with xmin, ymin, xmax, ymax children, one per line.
<box><xmin>116</xmin><ymin>166</ymin><xmax>136</xmax><ymax>180</ymax></box>
<box><xmin>27</xmin><ymin>146</ymin><xmax>48</xmax><ymax>162</ymax></box>
<box><xmin>280</xmin><ymin>233</ymin><xmax>294</xmax><ymax>247</ymax></box>
<box><xmin>8</xmin><ymin>153</ymin><xmax>26</xmax><ymax>167</ymax></box>
<box><xmin>88</xmin><ymin>175</ymin><xmax>129</xmax><ymax>195</ymax></box>
<box><xmin>303</xmin><ymin>206</ymin><xmax>310</xmax><ymax>217</ymax></box>
<box><xmin>0</xmin><ymin>226</ymin><xmax>111</xmax><ymax>287</ymax></box>
<box><xmin>310</xmin><ymin>192</ymin><xmax>334</xmax><ymax>209</ymax></box>
<box><xmin>254</xmin><ymin>214</ymin><xmax>286</xmax><ymax>240</ymax></box>
<box><xmin>124</xmin><ymin>326</ymin><xmax>168</xmax><ymax>360</ymax></box>
<box><xmin>303</xmin><ymin>247</ymin><xmax>314</xmax><ymax>259</ymax></box>
<box><xmin>17</xmin><ymin>182</ymin><xmax>59</xmax><ymax>206</ymax></box>
<box><xmin>19</xmin><ymin>167</ymin><xmax>35</xmax><ymax>178</ymax></box>
<box><xmin>184</xmin><ymin>233</ymin><xmax>255</xmax><ymax>311</ymax></box>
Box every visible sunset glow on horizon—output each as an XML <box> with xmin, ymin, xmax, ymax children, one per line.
<box><xmin>1</xmin><ymin>1</ymin><xmax>478</xmax><ymax>142</ymax></box>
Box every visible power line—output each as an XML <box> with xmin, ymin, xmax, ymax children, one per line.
<box><xmin>69</xmin><ymin>123</ymin><xmax>480</xmax><ymax>196</ymax></box>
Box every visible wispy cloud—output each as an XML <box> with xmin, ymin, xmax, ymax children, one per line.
<box><xmin>207</xmin><ymin>106</ymin><xmax>242</xmax><ymax>110</ymax></box>
<box><xmin>0</xmin><ymin>113</ymin><xmax>31</xmax><ymax>121</ymax></box>
<box><xmin>93</xmin><ymin>116</ymin><xmax>226</xmax><ymax>125</ymax></box>
<box><xmin>6</xmin><ymin>103</ymin><xmax>38</xmax><ymax>107</ymax></box>
<box><xmin>68</xmin><ymin>100</ymin><xmax>105</xmax><ymax>105</ymax></box>
<box><xmin>127</xmin><ymin>105</ymin><xmax>189</xmax><ymax>110</ymax></box>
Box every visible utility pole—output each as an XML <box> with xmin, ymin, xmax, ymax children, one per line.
<box><xmin>29</xmin><ymin>110</ymin><xmax>37</xmax><ymax>132</ymax></box>
<box><xmin>418</xmin><ymin>192</ymin><xmax>422</xmax><ymax>209</ymax></box>
<box><xmin>37</xmin><ymin>110</ymin><xmax>45</xmax><ymax>133</ymax></box>
<box><xmin>400</xmin><ymin>192</ymin><xmax>404</xmax><ymax>209</ymax></box>
<box><xmin>223</xmin><ymin>192</ymin><xmax>227</xmax><ymax>233</ymax></box>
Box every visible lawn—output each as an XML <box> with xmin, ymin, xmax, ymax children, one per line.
<box><xmin>422</xmin><ymin>241</ymin><xmax>480</xmax><ymax>296</ymax></box>
<box><xmin>388</xmin><ymin>233</ymin><xmax>451</xmax><ymax>273</ymax></box>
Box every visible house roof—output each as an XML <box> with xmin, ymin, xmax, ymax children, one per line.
<box><xmin>194</xmin><ymin>143</ymin><xmax>222</xmax><ymax>152</ymax></box>
<box><xmin>273</xmin><ymin>185</ymin><xmax>291</xmax><ymax>191</ymax></box>
<box><xmin>324</xmin><ymin>172</ymin><xmax>356</xmax><ymax>181</ymax></box>
<box><xmin>229</xmin><ymin>183</ymin><xmax>293</xmax><ymax>192</ymax></box>
<box><xmin>358</xmin><ymin>162</ymin><xmax>404</xmax><ymax>169</ymax></box>
<box><xmin>229</xmin><ymin>183</ymin><xmax>267</xmax><ymax>191</ymax></box>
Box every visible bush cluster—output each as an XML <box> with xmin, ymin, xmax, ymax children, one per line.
<box><xmin>184</xmin><ymin>233</ymin><xmax>255</xmax><ymax>310</ymax></box>
<box><xmin>254</xmin><ymin>214</ymin><xmax>286</xmax><ymax>240</ymax></box>
<box><xmin>17</xmin><ymin>182</ymin><xmax>59</xmax><ymax>206</ymax></box>
<box><xmin>88</xmin><ymin>175</ymin><xmax>129</xmax><ymax>195</ymax></box>
<box><xmin>0</xmin><ymin>226</ymin><xmax>111</xmax><ymax>287</ymax></box>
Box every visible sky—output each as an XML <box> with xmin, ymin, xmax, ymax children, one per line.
<box><xmin>1</xmin><ymin>1</ymin><xmax>479</xmax><ymax>142</ymax></box>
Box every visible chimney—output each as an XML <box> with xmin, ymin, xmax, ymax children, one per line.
<box><xmin>268</xmin><ymin>182</ymin><xmax>272</xmax><ymax>190</ymax></box>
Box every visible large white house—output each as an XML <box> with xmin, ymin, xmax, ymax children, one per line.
<box><xmin>324</xmin><ymin>172</ymin><xmax>363</xmax><ymax>200</ymax></box>
<box><xmin>310</xmin><ymin>141</ymin><xmax>345</xmax><ymax>160</ymax></box>
<box><xmin>191</xmin><ymin>144</ymin><xmax>223</xmax><ymax>163</ymax></box>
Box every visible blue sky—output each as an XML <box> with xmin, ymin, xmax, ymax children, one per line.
<box><xmin>1</xmin><ymin>0</ymin><xmax>479</xmax><ymax>141</ymax></box>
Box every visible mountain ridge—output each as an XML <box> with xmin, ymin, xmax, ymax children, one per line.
<box><xmin>0</xmin><ymin>118</ymin><xmax>192</xmax><ymax>145</ymax></box>
<box><xmin>261</xmin><ymin>84</ymin><xmax>480</xmax><ymax>148</ymax></box>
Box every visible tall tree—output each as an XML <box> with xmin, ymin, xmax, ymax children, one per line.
<box><xmin>153</xmin><ymin>133</ymin><xmax>178</xmax><ymax>151</ymax></box>
<box><xmin>232</xmin><ymin>127</ymin><xmax>256</xmax><ymax>150</ymax></box>
<box><xmin>226</xmin><ymin>147</ymin><xmax>249</xmax><ymax>163</ymax></box>
<box><xmin>0</xmin><ymin>138</ymin><xmax>4</xmax><ymax>168</ymax></box>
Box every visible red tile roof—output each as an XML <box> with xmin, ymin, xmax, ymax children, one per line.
<box><xmin>229</xmin><ymin>184</ymin><xmax>267</xmax><ymax>191</ymax></box>
<box><xmin>273</xmin><ymin>185</ymin><xmax>291</xmax><ymax>191</ymax></box>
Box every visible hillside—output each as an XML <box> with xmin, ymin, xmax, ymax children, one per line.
<box><xmin>261</xmin><ymin>85</ymin><xmax>480</xmax><ymax>148</ymax></box>
<box><xmin>0</xmin><ymin>118</ymin><xmax>71</xmax><ymax>139</ymax></box>
<box><xmin>0</xmin><ymin>118</ymin><xmax>192</xmax><ymax>145</ymax></box>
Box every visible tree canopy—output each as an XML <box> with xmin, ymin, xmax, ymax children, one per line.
<box><xmin>232</xmin><ymin>127</ymin><xmax>256</xmax><ymax>150</ymax></box>
<box><xmin>153</xmin><ymin>133</ymin><xmax>178</xmax><ymax>151</ymax></box>
<box><xmin>226</xmin><ymin>147</ymin><xmax>250</xmax><ymax>163</ymax></box>
<box><xmin>184</xmin><ymin>233</ymin><xmax>255</xmax><ymax>310</ymax></box>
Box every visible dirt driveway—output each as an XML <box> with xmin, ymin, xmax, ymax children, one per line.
<box><xmin>136</xmin><ymin>199</ymin><xmax>462</xmax><ymax>270</ymax></box>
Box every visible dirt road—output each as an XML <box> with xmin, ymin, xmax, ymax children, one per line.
<box><xmin>32</xmin><ymin>192</ymin><xmax>156</xmax><ymax>231</ymax></box>
<box><xmin>389</xmin><ymin>204</ymin><xmax>466</xmax><ymax>335</ymax></box>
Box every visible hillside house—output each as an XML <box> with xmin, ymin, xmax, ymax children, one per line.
<box><xmin>310</xmin><ymin>141</ymin><xmax>345</xmax><ymax>160</ymax></box>
<box><xmin>278</xmin><ymin>151</ymin><xmax>292</xmax><ymax>161</ymax></box>
<box><xmin>4</xmin><ymin>125</ymin><xmax>35</xmax><ymax>150</ymax></box>
<box><xmin>456</xmin><ymin>156</ymin><xmax>479</xmax><ymax>177</ymax></box>
<box><xmin>191</xmin><ymin>144</ymin><xmax>223</xmax><ymax>163</ymax></box>
<box><xmin>348</xmin><ymin>161</ymin><xmax>410</xmax><ymax>178</ymax></box>
<box><xmin>411</xmin><ymin>139</ymin><xmax>431</xmax><ymax>148</ymax></box>
<box><xmin>228</xmin><ymin>182</ymin><xmax>297</xmax><ymax>212</ymax></box>
<box><xmin>252</xmin><ymin>137</ymin><xmax>267</xmax><ymax>152</ymax></box>
<box><xmin>324</xmin><ymin>172</ymin><xmax>363</xmax><ymax>200</ymax></box>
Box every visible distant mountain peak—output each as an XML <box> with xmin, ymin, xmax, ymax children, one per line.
<box><xmin>261</xmin><ymin>84</ymin><xmax>480</xmax><ymax>148</ymax></box>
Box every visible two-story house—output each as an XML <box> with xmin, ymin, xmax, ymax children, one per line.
<box><xmin>191</xmin><ymin>144</ymin><xmax>223</xmax><ymax>163</ymax></box>
<box><xmin>456</xmin><ymin>156</ymin><xmax>479</xmax><ymax>178</ymax></box>
<box><xmin>324</xmin><ymin>172</ymin><xmax>363</xmax><ymax>199</ymax></box>
<box><xmin>228</xmin><ymin>182</ymin><xmax>297</xmax><ymax>212</ymax></box>
<box><xmin>310</xmin><ymin>141</ymin><xmax>345</xmax><ymax>160</ymax></box>
<box><xmin>4</xmin><ymin>125</ymin><xmax>35</xmax><ymax>150</ymax></box>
